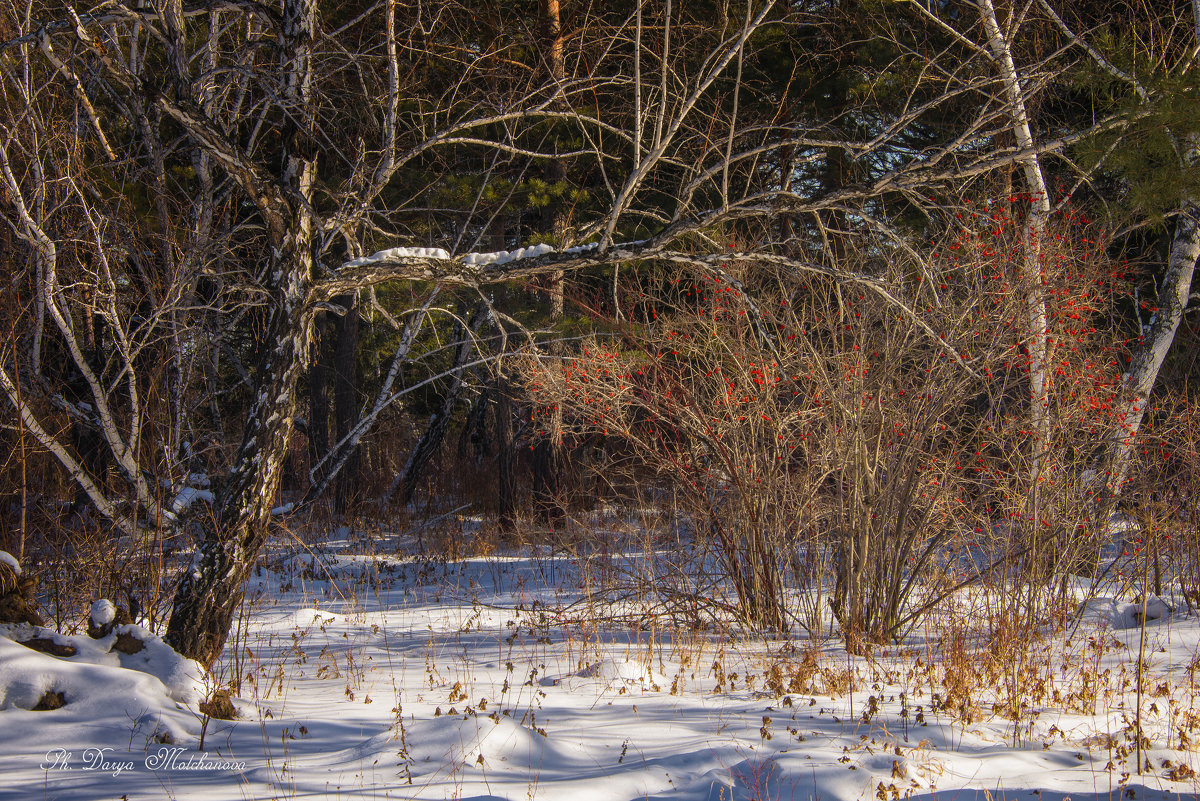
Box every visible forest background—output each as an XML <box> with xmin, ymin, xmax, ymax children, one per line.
<box><xmin>0</xmin><ymin>0</ymin><xmax>1198</xmax><ymax>668</ymax></box>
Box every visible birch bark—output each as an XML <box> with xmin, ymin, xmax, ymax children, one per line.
<box><xmin>978</xmin><ymin>0</ymin><xmax>1053</xmax><ymax>483</ymax></box>
<box><xmin>165</xmin><ymin>0</ymin><xmax>319</xmax><ymax>666</ymax></box>
<box><xmin>1104</xmin><ymin>1</ymin><xmax>1200</xmax><ymax>492</ymax></box>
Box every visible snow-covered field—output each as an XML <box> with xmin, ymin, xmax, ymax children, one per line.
<box><xmin>2</xmin><ymin>529</ymin><xmax>1200</xmax><ymax>801</ymax></box>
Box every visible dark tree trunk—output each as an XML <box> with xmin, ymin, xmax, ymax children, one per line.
<box><xmin>531</xmin><ymin>436</ymin><xmax>564</xmax><ymax>526</ymax></box>
<box><xmin>331</xmin><ymin>294</ymin><xmax>360</xmax><ymax>514</ymax></box>
<box><xmin>457</xmin><ymin>380</ymin><xmax>491</xmax><ymax>463</ymax></box>
<box><xmin>165</xmin><ymin>0</ymin><xmax>317</xmax><ymax>670</ymax></box>
<box><xmin>164</xmin><ymin>527</ymin><xmax>252</xmax><ymax>667</ymax></box>
<box><xmin>494</xmin><ymin>373</ymin><xmax>517</xmax><ymax>535</ymax></box>
<box><xmin>392</xmin><ymin>303</ymin><xmax>484</xmax><ymax>506</ymax></box>
<box><xmin>531</xmin><ymin>0</ymin><xmax>568</xmax><ymax>527</ymax></box>
<box><xmin>165</xmin><ymin>275</ymin><xmax>315</xmax><ymax>666</ymax></box>
<box><xmin>308</xmin><ymin>311</ymin><xmax>332</xmax><ymax>464</ymax></box>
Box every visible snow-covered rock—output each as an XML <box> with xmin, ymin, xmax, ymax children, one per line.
<box><xmin>0</xmin><ymin>624</ymin><xmax>207</xmax><ymax>735</ymax></box>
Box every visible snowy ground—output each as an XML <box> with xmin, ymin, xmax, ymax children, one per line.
<box><xmin>3</xmin><ymin>528</ymin><xmax>1200</xmax><ymax>801</ymax></box>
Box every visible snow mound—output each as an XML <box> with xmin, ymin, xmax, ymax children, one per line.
<box><xmin>0</xmin><ymin>630</ymin><xmax>205</xmax><ymax>748</ymax></box>
<box><xmin>1078</xmin><ymin>596</ymin><xmax>1176</xmax><ymax>630</ymax></box>
<box><xmin>0</xmin><ymin>624</ymin><xmax>206</xmax><ymax>708</ymax></box>
<box><xmin>0</xmin><ymin>550</ymin><xmax>19</xmax><ymax>574</ymax></box>
<box><xmin>460</xmin><ymin>716</ymin><xmax>560</xmax><ymax>767</ymax></box>
<box><xmin>109</xmin><ymin>626</ymin><xmax>208</xmax><ymax>707</ymax></box>
<box><xmin>388</xmin><ymin>714</ymin><xmax>587</xmax><ymax>776</ymax></box>
<box><xmin>543</xmin><ymin>657</ymin><xmax>668</xmax><ymax>691</ymax></box>
<box><xmin>90</xmin><ymin>599</ymin><xmax>116</xmax><ymax>627</ymax></box>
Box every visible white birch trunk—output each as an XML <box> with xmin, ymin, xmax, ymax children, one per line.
<box><xmin>1104</xmin><ymin>2</ymin><xmax>1200</xmax><ymax>494</ymax></box>
<box><xmin>1107</xmin><ymin>157</ymin><xmax>1200</xmax><ymax>492</ymax></box>
<box><xmin>978</xmin><ymin>0</ymin><xmax>1053</xmax><ymax>479</ymax></box>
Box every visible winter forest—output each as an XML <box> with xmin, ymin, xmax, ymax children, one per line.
<box><xmin>0</xmin><ymin>0</ymin><xmax>1199</xmax><ymax>798</ymax></box>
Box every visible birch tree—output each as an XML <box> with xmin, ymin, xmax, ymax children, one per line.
<box><xmin>1039</xmin><ymin>0</ymin><xmax>1200</xmax><ymax>495</ymax></box>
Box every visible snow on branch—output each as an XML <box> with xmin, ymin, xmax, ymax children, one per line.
<box><xmin>321</xmin><ymin>241</ymin><xmax>982</xmax><ymax>380</ymax></box>
<box><xmin>338</xmin><ymin>242</ymin><xmax>598</xmax><ymax>271</ymax></box>
<box><xmin>316</xmin><ymin>241</ymin><xmax>611</xmax><ymax>298</ymax></box>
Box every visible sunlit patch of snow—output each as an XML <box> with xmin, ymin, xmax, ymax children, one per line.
<box><xmin>342</xmin><ymin>246</ymin><xmax>451</xmax><ymax>268</ymax></box>
<box><xmin>170</xmin><ymin>486</ymin><xmax>214</xmax><ymax>514</ymax></box>
<box><xmin>4</xmin><ymin>530</ymin><xmax>1198</xmax><ymax>800</ymax></box>
<box><xmin>460</xmin><ymin>242</ymin><xmax>556</xmax><ymax>266</ymax></box>
<box><xmin>0</xmin><ymin>624</ymin><xmax>207</xmax><ymax>725</ymax></box>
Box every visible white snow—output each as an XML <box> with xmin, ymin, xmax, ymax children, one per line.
<box><xmin>1108</xmin><ymin>510</ymin><xmax>1141</xmax><ymax>537</ymax></box>
<box><xmin>342</xmin><ymin>246</ymin><xmax>451</xmax><ymax>269</ymax></box>
<box><xmin>1081</xmin><ymin>595</ymin><xmax>1177</xmax><ymax>629</ymax></box>
<box><xmin>460</xmin><ymin>242</ymin><xmax>556</xmax><ymax>266</ymax></box>
<box><xmin>0</xmin><ymin>623</ymin><xmax>208</xmax><ymax>752</ymax></box>
<box><xmin>335</xmin><ymin>239</ymin><xmax>646</xmax><ymax>272</ymax></box>
<box><xmin>89</xmin><ymin>600</ymin><xmax>116</xmax><ymax>627</ymax></box>
<box><xmin>341</xmin><ymin>241</ymin><xmax>576</xmax><ymax>271</ymax></box>
<box><xmin>3</xmin><ymin>530</ymin><xmax>1199</xmax><ymax>800</ymax></box>
<box><xmin>170</xmin><ymin>486</ymin><xmax>214</xmax><ymax>514</ymax></box>
<box><xmin>0</xmin><ymin>550</ymin><xmax>19</xmax><ymax>575</ymax></box>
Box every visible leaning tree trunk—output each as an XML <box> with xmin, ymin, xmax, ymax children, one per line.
<box><xmin>1106</xmin><ymin>174</ymin><xmax>1200</xmax><ymax>494</ymax></box>
<box><xmin>164</xmin><ymin>234</ymin><xmax>315</xmax><ymax>666</ymax></box>
<box><xmin>165</xmin><ymin>0</ymin><xmax>317</xmax><ymax>669</ymax></box>
<box><xmin>389</xmin><ymin>302</ymin><xmax>484</xmax><ymax>505</ymax></box>
<box><xmin>1103</xmin><ymin>0</ymin><xmax>1200</xmax><ymax>495</ymax></box>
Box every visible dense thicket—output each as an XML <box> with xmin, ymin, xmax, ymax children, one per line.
<box><xmin>0</xmin><ymin>0</ymin><xmax>1196</xmax><ymax>663</ymax></box>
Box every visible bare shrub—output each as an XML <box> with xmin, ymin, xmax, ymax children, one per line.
<box><xmin>524</xmin><ymin>201</ymin><xmax>1134</xmax><ymax>647</ymax></box>
<box><xmin>1119</xmin><ymin>392</ymin><xmax>1200</xmax><ymax>605</ymax></box>
<box><xmin>524</xmin><ymin>240</ymin><xmax>1001</xmax><ymax>642</ymax></box>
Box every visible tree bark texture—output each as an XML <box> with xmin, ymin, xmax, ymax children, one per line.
<box><xmin>532</xmin><ymin>0</ymin><xmax>568</xmax><ymax>526</ymax></box>
<box><xmin>1108</xmin><ymin>197</ymin><xmax>1200</xmax><ymax>491</ymax></box>
<box><xmin>165</xmin><ymin>0</ymin><xmax>317</xmax><ymax>668</ymax></box>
